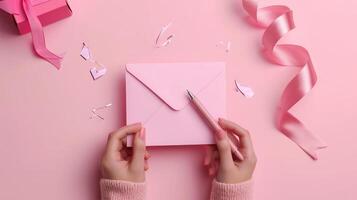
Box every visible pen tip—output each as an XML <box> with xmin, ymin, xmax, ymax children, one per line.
<box><xmin>186</xmin><ymin>90</ymin><xmax>194</xmax><ymax>100</ymax></box>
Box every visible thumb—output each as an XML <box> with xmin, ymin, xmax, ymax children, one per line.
<box><xmin>215</xmin><ymin>130</ymin><xmax>234</xmax><ymax>169</ymax></box>
<box><xmin>130</xmin><ymin>128</ymin><xmax>146</xmax><ymax>171</ymax></box>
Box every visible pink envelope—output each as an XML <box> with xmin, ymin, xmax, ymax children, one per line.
<box><xmin>126</xmin><ymin>62</ymin><xmax>226</xmax><ymax>146</ymax></box>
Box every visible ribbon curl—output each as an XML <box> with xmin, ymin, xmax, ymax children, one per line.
<box><xmin>241</xmin><ymin>0</ymin><xmax>326</xmax><ymax>159</ymax></box>
<box><xmin>0</xmin><ymin>0</ymin><xmax>62</xmax><ymax>69</ymax></box>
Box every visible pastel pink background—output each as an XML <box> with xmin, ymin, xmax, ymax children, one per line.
<box><xmin>0</xmin><ymin>0</ymin><xmax>356</xmax><ymax>199</ymax></box>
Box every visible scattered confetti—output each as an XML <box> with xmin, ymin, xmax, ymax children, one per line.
<box><xmin>155</xmin><ymin>22</ymin><xmax>175</xmax><ymax>48</ymax></box>
<box><xmin>80</xmin><ymin>42</ymin><xmax>108</xmax><ymax>80</ymax></box>
<box><xmin>216</xmin><ymin>41</ymin><xmax>231</xmax><ymax>52</ymax></box>
<box><xmin>80</xmin><ymin>42</ymin><xmax>92</xmax><ymax>61</ymax></box>
<box><xmin>235</xmin><ymin>80</ymin><xmax>254</xmax><ymax>98</ymax></box>
<box><xmin>90</xmin><ymin>67</ymin><xmax>107</xmax><ymax>80</ymax></box>
<box><xmin>90</xmin><ymin>103</ymin><xmax>112</xmax><ymax>120</ymax></box>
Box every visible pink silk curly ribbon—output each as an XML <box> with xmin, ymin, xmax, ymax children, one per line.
<box><xmin>241</xmin><ymin>0</ymin><xmax>327</xmax><ymax>159</ymax></box>
<box><xmin>0</xmin><ymin>0</ymin><xmax>62</xmax><ymax>69</ymax></box>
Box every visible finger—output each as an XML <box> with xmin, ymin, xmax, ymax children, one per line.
<box><xmin>213</xmin><ymin>150</ymin><xmax>219</xmax><ymax>161</ymax></box>
<box><xmin>130</xmin><ymin>128</ymin><xmax>146</xmax><ymax>171</ymax></box>
<box><xmin>120</xmin><ymin>149</ymin><xmax>129</xmax><ymax>160</ymax></box>
<box><xmin>208</xmin><ymin>165</ymin><xmax>216</xmax><ymax>176</ymax></box>
<box><xmin>106</xmin><ymin>123</ymin><xmax>142</xmax><ymax>156</ymax></box>
<box><xmin>208</xmin><ymin>160</ymin><xmax>218</xmax><ymax>176</ymax></box>
<box><xmin>215</xmin><ymin>130</ymin><xmax>235</xmax><ymax>168</ymax></box>
<box><xmin>119</xmin><ymin>140</ymin><xmax>128</xmax><ymax>160</ymax></box>
<box><xmin>144</xmin><ymin>159</ymin><xmax>149</xmax><ymax>171</ymax></box>
<box><xmin>203</xmin><ymin>146</ymin><xmax>214</xmax><ymax>166</ymax></box>
<box><xmin>122</xmin><ymin>138</ymin><xmax>128</xmax><ymax>147</ymax></box>
<box><xmin>207</xmin><ymin>156</ymin><xmax>215</xmax><ymax>176</ymax></box>
<box><xmin>144</xmin><ymin>151</ymin><xmax>151</xmax><ymax>160</ymax></box>
<box><xmin>213</xmin><ymin>160</ymin><xmax>219</xmax><ymax>175</ymax></box>
<box><xmin>218</xmin><ymin>118</ymin><xmax>254</xmax><ymax>153</ymax></box>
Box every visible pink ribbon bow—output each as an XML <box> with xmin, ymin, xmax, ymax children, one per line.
<box><xmin>241</xmin><ymin>0</ymin><xmax>327</xmax><ymax>159</ymax></box>
<box><xmin>0</xmin><ymin>0</ymin><xmax>62</xmax><ymax>69</ymax></box>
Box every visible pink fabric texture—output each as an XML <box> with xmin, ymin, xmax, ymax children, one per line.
<box><xmin>210</xmin><ymin>179</ymin><xmax>253</xmax><ymax>200</ymax></box>
<box><xmin>100</xmin><ymin>179</ymin><xmax>253</xmax><ymax>200</ymax></box>
<box><xmin>100</xmin><ymin>179</ymin><xmax>146</xmax><ymax>200</ymax></box>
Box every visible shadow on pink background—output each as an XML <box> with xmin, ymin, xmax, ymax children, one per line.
<box><xmin>0</xmin><ymin>0</ymin><xmax>356</xmax><ymax>199</ymax></box>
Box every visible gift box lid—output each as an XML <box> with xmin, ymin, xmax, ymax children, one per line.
<box><xmin>12</xmin><ymin>0</ymin><xmax>72</xmax><ymax>34</ymax></box>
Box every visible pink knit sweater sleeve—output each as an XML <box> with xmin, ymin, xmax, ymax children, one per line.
<box><xmin>100</xmin><ymin>179</ymin><xmax>146</xmax><ymax>200</ymax></box>
<box><xmin>210</xmin><ymin>179</ymin><xmax>254</xmax><ymax>200</ymax></box>
<box><xmin>100</xmin><ymin>178</ymin><xmax>253</xmax><ymax>200</ymax></box>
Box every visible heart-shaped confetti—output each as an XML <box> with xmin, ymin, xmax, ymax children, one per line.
<box><xmin>90</xmin><ymin>67</ymin><xmax>107</xmax><ymax>80</ymax></box>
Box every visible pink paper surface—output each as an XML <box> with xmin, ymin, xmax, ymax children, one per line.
<box><xmin>0</xmin><ymin>0</ymin><xmax>357</xmax><ymax>200</ymax></box>
<box><xmin>126</xmin><ymin>62</ymin><xmax>225</xmax><ymax>146</ymax></box>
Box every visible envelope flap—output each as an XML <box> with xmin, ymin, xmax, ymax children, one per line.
<box><xmin>126</xmin><ymin>62</ymin><xmax>225</xmax><ymax>110</ymax></box>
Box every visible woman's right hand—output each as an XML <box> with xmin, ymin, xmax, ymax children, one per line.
<box><xmin>204</xmin><ymin>118</ymin><xmax>257</xmax><ymax>183</ymax></box>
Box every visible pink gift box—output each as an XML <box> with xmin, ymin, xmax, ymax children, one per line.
<box><xmin>12</xmin><ymin>0</ymin><xmax>72</xmax><ymax>34</ymax></box>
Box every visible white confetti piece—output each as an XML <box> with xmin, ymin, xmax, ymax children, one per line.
<box><xmin>90</xmin><ymin>103</ymin><xmax>113</xmax><ymax>120</ymax></box>
<box><xmin>216</xmin><ymin>41</ymin><xmax>231</xmax><ymax>52</ymax></box>
<box><xmin>90</xmin><ymin>67</ymin><xmax>107</xmax><ymax>80</ymax></box>
<box><xmin>80</xmin><ymin>42</ymin><xmax>104</xmax><ymax>64</ymax></box>
<box><xmin>235</xmin><ymin>80</ymin><xmax>254</xmax><ymax>98</ymax></box>
<box><xmin>80</xmin><ymin>42</ymin><xmax>92</xmax><ymax>61</ymax></box>
<box><xmin>81</xmin><ymin>42</ymin><xmax>108</xmax><ymax>80</ymax></box>
<box><xmin>155</xmin><ymin>22</ymin><xmax>175</xmax><ymax>48</ymax></box>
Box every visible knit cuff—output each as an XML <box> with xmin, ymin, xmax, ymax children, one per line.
<box><xmin>100</xmin><ymin>179</ymin><xmax>146</xmax><ymax>200</ymax></box>
<box><xmin>210</xmin><ymin>179</ymin><xmax>253</xmax><ymax>200</ymax></box>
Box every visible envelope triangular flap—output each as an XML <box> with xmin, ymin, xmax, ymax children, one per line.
<box><xmin>126</xmin><ymin>62</ymin><xmax>225</xmax><ymax>110</ymax></box>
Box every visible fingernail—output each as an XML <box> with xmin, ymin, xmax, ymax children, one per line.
<box><xmin>139</xmin><ymin>128</ymin><xmax>146</xmax><ymax>141</ymax></box>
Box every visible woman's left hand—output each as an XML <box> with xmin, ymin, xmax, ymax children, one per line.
<box><xmin>100</xmin><ymin>123</ymin><xmax>150</xmax><ymax>182</ymax></box>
